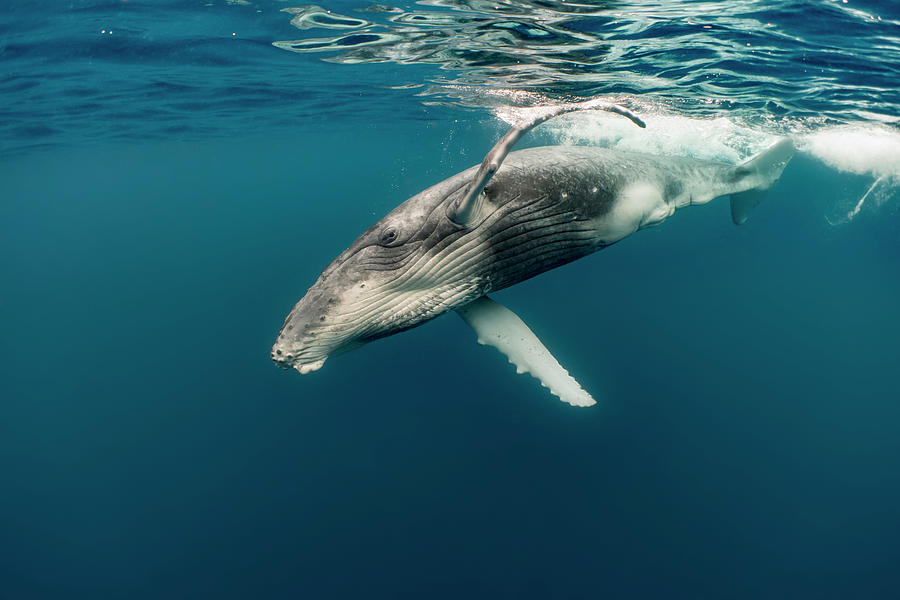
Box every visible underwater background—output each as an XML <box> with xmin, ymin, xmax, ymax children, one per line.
<box><xmin>2</xmin><ymin>0</ymin><xmax>899</xmax><ymax>598</ymax></box>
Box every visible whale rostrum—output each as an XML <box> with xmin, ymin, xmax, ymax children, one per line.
<box><xmin>272</xmin><ymin>101</ymin><xmax>794</xmax><ymax>407</ymax></box>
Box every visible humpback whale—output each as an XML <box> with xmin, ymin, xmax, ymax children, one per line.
<box><xmin>272</xmin><ymin>101</ymin><xmax>794</xmax><ymax>406</ymax></box>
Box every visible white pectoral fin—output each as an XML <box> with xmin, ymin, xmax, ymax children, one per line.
<box><xmin>455</xmin><ymin>296</ymin><xmax>596</xmax><ymax>407</ymax></box>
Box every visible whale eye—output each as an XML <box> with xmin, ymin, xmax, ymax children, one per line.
<box><xmin>379</xmin><ymin>226</ymin><xmax>399</xmax><ymax>245</ymax></box>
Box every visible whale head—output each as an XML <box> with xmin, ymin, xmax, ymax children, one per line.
<box><xmin>271</xmin><ymin>174</ymin><xmax>487</xmax><ymax>374</ymax></box>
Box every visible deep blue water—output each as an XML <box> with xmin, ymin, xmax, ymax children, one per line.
<box><xmin>2</xmin><ymin>1</ymin><xmax>900</xmax><ymax>598</ymax></box>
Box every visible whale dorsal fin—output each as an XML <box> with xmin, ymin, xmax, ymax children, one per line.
<box><xmin>450</xmin><ymin>100</ymin><xmax>646</xmax><ymax>228</ymax></box>
<box><xmin>455</xmin><ymin>296</ymin><xmax>596</xmax><ymax>407</ymax></box>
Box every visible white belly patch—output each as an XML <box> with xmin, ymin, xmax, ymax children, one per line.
<box><xmin>593</xmin><ymin>182</ymin><xmax>672</xmax><ymax>244</ymax></box>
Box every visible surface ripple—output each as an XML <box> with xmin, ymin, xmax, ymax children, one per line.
<box><xmin>274</xmin><ymin>0</ymin><xmax>900</xmax><ymax>123</ymax></box>
<box><xmin>1</xmin><ymin>0</ymin><xmax>898</xmax><ymax>163</ymax></box>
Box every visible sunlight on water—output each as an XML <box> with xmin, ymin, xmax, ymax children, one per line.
<box><xmin>274</xmin><ymin>0</ymin><xmax>900</xmax><ymax>121</ymax></box>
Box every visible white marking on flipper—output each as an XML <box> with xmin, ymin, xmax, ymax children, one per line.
<box><xmin>456</xmin><ymin>296</ymin><xmax>596</xmax><ymax>407</ymax></box>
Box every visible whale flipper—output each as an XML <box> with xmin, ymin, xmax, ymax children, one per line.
<box><xmin>456</xmin><ymin>296</ymin><xmax>596</xmax><ymax>407</ymax></box>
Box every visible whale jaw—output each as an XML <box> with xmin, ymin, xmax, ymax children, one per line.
<box><xmin>293</xmin><ymin>359</ymin><xmax>325</xmax><ymax>375</ymax></box>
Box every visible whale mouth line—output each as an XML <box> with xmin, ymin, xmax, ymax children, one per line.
<box><xmin>272</xmin><ymin>348</ymin><xmax>328</xmax><ymax>374</ymax></box>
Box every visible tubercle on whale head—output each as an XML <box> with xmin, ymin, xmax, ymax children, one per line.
<box><xmin>270</xmin><ymin>260</ymin><xmax>364</xmax><ymax>374</ymax></box>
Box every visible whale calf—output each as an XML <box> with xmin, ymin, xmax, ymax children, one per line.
<box><xmin>272</xmin><ymin>101</ymin><xmax>794</xmax><ymax>406</ymax></box>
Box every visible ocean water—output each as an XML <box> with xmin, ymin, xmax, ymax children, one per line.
<box><xmin>2</xmin><ymin>1</ymin><xmax>900</xmax><ymax>598</ymax></box>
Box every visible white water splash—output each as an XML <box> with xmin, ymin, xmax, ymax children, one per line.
<box><xmin>798</xmin><ymin>125</ymin><xmax>900</xmax><ymax>180</ymax></box>
<box><xmin>799</xmin><ymin>125</ymin><xmax>900</xmax><ymax>222</ymax></box>
<box><xmin>494</xmin><ymin>94</ymin><xmax>780</xmax><ymax>164</ymax></box>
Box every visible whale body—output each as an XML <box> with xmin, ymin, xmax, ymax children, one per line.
<box><xmin>272</xmin><ymin>103</ymin><xmax>794</xmax><ymax>406</ymax></box>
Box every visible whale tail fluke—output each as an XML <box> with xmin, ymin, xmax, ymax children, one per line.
<box><xmin>730</xmin><ymin>188</ymin><xmax>766</xmax><ymax>225</ymax></box>
<box><xmin>730</xmin><ymin>138</ymin><xmax>795</xmax><ymax>225</ymax></box>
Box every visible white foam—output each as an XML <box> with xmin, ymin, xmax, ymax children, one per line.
<box><xmin>498</xmin><ymin>98</ymin><xmax>780</xmax><ymax>165</ymax></box>
<box><xmin>798</xmin><ymin>125</ymin><xmax>900</xmax><ymax>180</ymax></box>
<box><xmin>797</xmin><ymin>125</ymin><xmax>900</xmax><ymax>222</ymax></box>
<box><xmin>494</xmin><ymin>96</ymin><xmax>900</xmax><ymax>181</ymax></box>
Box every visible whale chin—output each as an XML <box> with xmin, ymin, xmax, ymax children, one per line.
<box><xmin>293</xmin><ymin>359</ymin><xmax>326</xmax><ymax>375</ymax></box>
<box><xmin>271</xmin><ymin>343</ymin><xmax>329</xmax><ymax>373</ymax></box>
